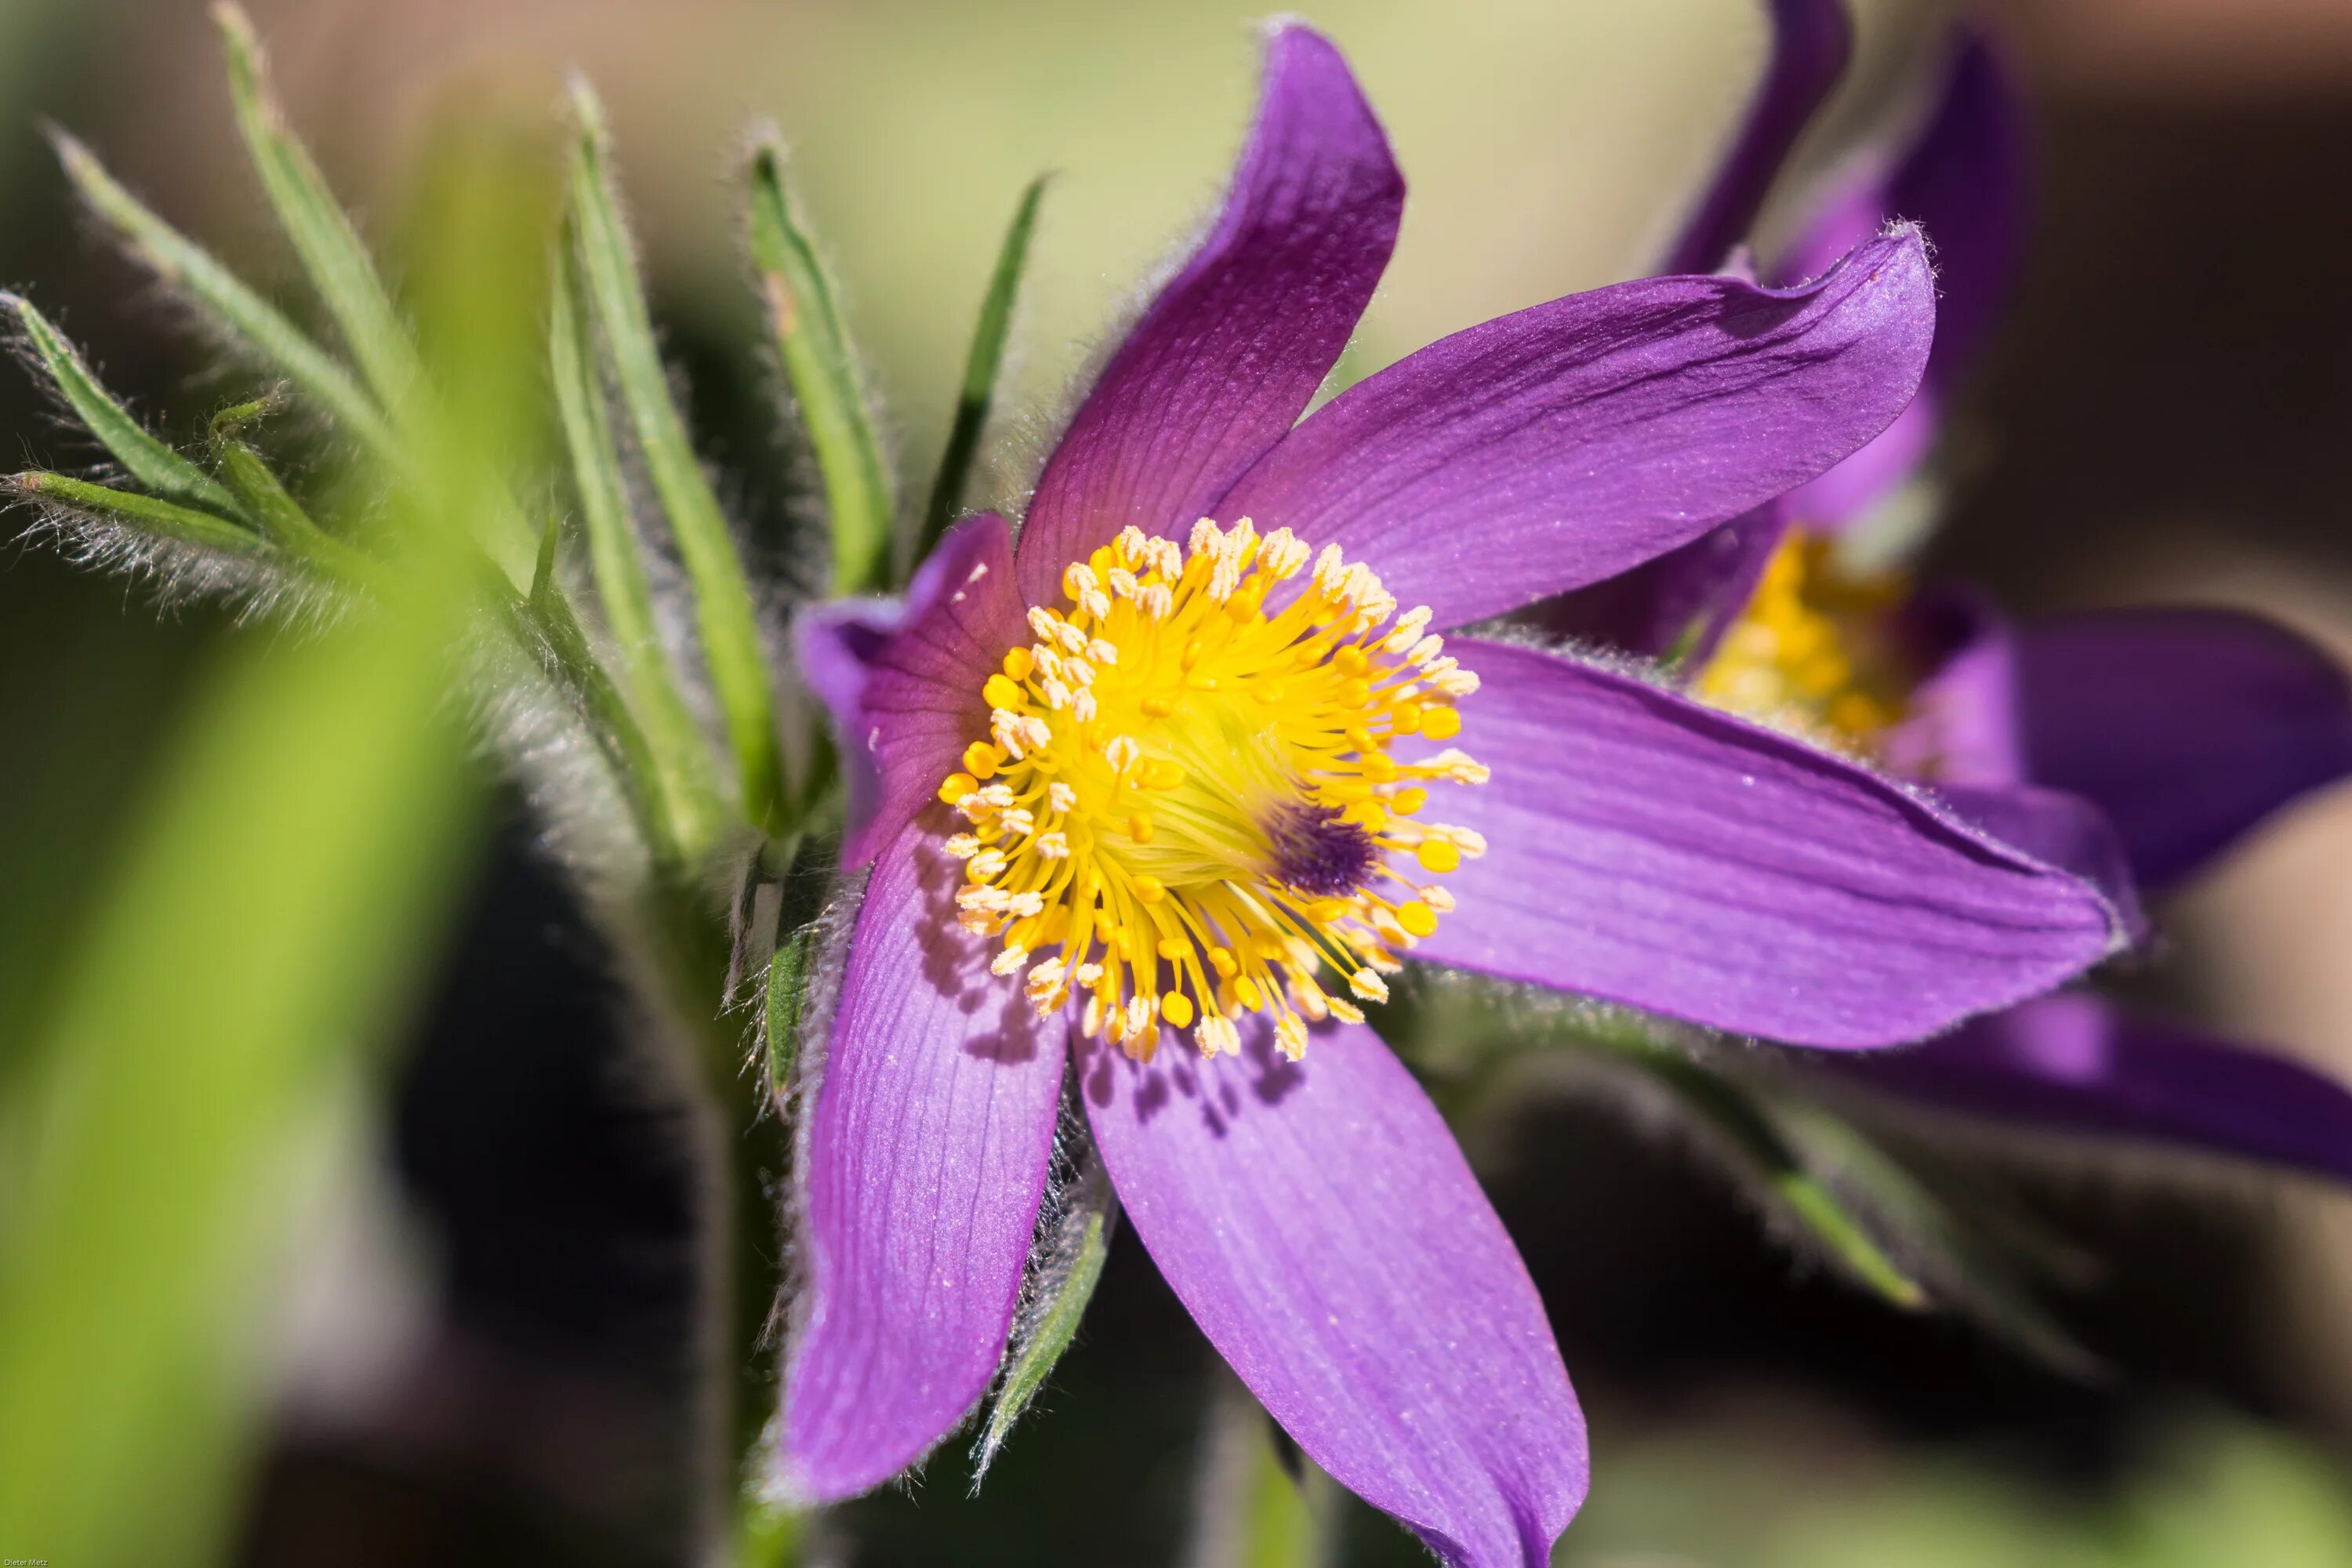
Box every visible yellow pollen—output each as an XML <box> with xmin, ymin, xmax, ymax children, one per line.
<box><xmin>937</xmin><ymin>519</ymin><xmax>1486</xmax><ymax>1058</ymax></box>
<box><xmin>1695</xmin><ymin>529</ymin><xmax>1911</xmax><ymax>751</ymax></box>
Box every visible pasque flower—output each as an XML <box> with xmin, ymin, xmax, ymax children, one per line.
<box><xmin>1581</xmin><ymin>19</ymin><xmax>2352</xmax><ymax>1184</ymax></box>
<box><xmin>784</xmin><ymin>25</ymin><xmax>2131</xmax><ymax>1563</ymax></box>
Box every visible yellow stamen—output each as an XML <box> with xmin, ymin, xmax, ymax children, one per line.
<box><xmin>935</xmin><ymin>520</ymin><xmax>1486</xmax><ymax>1058</ymax></box>
<box><xmin>1695</xmin><ymin>528</ymin><xmax>1911</xmax><ymax>751</ymax></box>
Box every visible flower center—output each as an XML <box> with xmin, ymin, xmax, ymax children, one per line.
<box><xmin>935</xmin><ymin>519</ymin><xmax>1486</xmax><ymax>1063</ymax></box>
<box><xmin>1695</xmin><ymin>528</ymin><xmax>1911</xmax><ymax>749</ymax></box>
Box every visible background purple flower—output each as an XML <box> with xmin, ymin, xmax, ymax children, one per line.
<box><xmin>1573</xmin><ymin>11</ymin><xmax>2352</xmax><ymax>1192</ymax></box>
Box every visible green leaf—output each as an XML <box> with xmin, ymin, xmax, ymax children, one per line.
<box><xmin>2</xmin><ymin>292</ymin><xmax>243</xmax><ymax>517</ymax></box>
<box><xmin>209</xmin><ymin>444</ymin><xmax>373</xmax><ymax>584</ymax></box>
<box><xmin>1632</xmin><ymin>1044</ymin><xmax>1929</xmax><ymax>1309</ymax></box>
<box><xmin>1655</xmin><ymin>609</ymin><xmax>1713</xmax><ymax>676</ymax></box>
<box><xmin>757</xmin><ymin>830</ymin><xmax>838</xmax><ymax>1098</ymax></box>
<box><xmin>50</xmin><ymin>129</ymin><xmax>396</xmax><ymax>459</ymax></box>
<box><xmin>764</xmin><ymin>920</ymin><xmax>815</xmax><ymax>1098</ymax></box>
<box><xmin>1772</xmin><ymin>1102</ymin><xmax>2106</xmax><ymax>1380</ymax></box>
<box><xmin>916</xmin><ymin>175</ymin><xmax>1045</xmax><ymax>568</ymax></box>
<box><xmin>1388</xmin><ymin>982</ymin><xmax>1922</xmax><ymax>1306</ymax></box>
<box><xmin>210</xmin><ymin>9</ymin><xmax>535</xmax><ymax>584</ymax></box>
<box><xmin>205</xmin><ymin>403</ymin><xmax>370</xmax><ymax>579</ymax></box>
<box><xmin>9</xmin><ymin>470</ymin><xmax>260</xmax><ymax>557</ymax></box>
<box><xmin>214</xmin><ymin>2</ymin><xmax>419</xmax><ymax>412</ymax></box>
<box><xmin>569</xmin><ymin>82</ymin><xmax>785</xmax><ymax>836</ymax></box>
<box><xmin>497</xmin><ymin>568</ymin><xmax>686</xmax><ymax>869</ymax></box>
<box><xmin>0</xmin><ymin>534</ymin><xmax>478</xmax><ymax>1567</ymax></box>
<box><xmin>975</xmin><ymin>1149</ymin><xmax>1117</xmax><ymax>1478</ymax></box>
<box><xmin>550</xmin><ymin>249</ymin><xmax>721</xmax><ymax>858</ymax></box>
<box><xmin>528</xmin><ymin>512</ymin><xmax>561</xmax><ymax>608</ymax></box>
<box><xmin>746</xmin><ymin>139</ymin><xmax>894</xmax><ymax>594</ymax></box>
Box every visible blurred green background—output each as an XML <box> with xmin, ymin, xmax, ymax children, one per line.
<box><xmin>6</xmin><ymin>0</ymin><xmax>2352</xmax><ymax>1563</ymax></box>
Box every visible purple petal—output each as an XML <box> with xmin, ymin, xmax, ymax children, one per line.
<box><xmin>1780</xmin><ymin>33</ymin><xmax>2027</xmax><ymax>528</ymax></box>
<box><xmin>2016</xmin><ymin>608</ymin><xmax>2352</xmax><ymax>888</ymax></box>
<box><xmin>1933</xmin><ymin>782</ymin><xmax>2147</xmax><ymax>944</ymax></box>
<box><xmin>1216</xmin><ymin>230</ymin><xmax>1936</xmax><ymax>631</ymax></box>
<box><xmin>1661</xmin><ymin>0</ymin><xmax>1853</xmax><ymax>276</ymax></box>
<box><xmin>1015</xmin><ymin>24</ymin><xmax>1403</xmax><ymax>605</ymax></box>
<box><xmin>1831</xmin><ymin>993</ymin><xmax>2352</xmax><ymax>1187</ymax></box>
<box><xmin>1412</xmin><ymin>639</ymin><xmax>2128</xmax><ymax>1047</ymax></box>
<box><xmin>1881</xmin><ymin>587</ymin><xmax>2027</xmax><ymax>788</ymax></box>
<box><xmin>795</xmin><ymin>513</ymin><xmax>1025</xmax><ymax>869</ymax></box>
<box><xmin>1082</xmin><ymin>1018</ymin><xmax>1585</xmax><ymax>1567</ymax></box>
<box><xmin>775</xmin><ymin>822</ymin><xmax>1067</xmax><ymax>1501</ymax></box>
<box><xmin>1782</xmin><ymin>389</ymin><xmax>1940</xmax><ymax>534</ymax></box>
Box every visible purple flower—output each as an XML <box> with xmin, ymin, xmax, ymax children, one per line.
<box><xmin>782</xmin><ymin>26</ymin><xmax>2129</xmax><ymax>1563</ymax></box>
<box><xmin>1588</xmin><ymin>17</ymin><xmax>2352</xmax><ymax>1189</ymax></box>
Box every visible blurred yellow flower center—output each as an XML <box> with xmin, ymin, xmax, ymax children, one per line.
<box><xmin>935</xmin><ymin>519</ymin><xmax>1485</xmax><ymax>1064</ymax></box>
<box><xmin>1695</xmin><ymin>529</ymin><xmax>1911</xmax><ymax>749</ymax></box>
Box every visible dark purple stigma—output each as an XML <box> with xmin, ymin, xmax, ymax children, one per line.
<box><xmin>1261</xmin><ymin>800</ymin><xmax>1378</xmax><ymax>898</ymax></box>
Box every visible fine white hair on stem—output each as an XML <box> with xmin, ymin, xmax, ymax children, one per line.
<box><xmin>460</xmin><ymin>604</ymin><xmax>660</xmax><ymax>898</ymax></box>
<box><xmin>4</xmin><ymin>489</ymin><xmax>347</xmax><ymax>633</ymax></box>
<box><xmin>731</xmin><ymin>121</ymin><xmax>895</xmax><ymax>601</ymax></box>
<box><xmin>971</xmin><ymin>1093</ymin><xmax>1113</xmax><ymax>1486</ymax></box>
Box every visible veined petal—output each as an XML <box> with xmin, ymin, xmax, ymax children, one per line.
<box><xmin>1412</xmin><ymin>640</ymin><xmax>2127</xmax><ymax>1047</ymax></box>
<box><xmin>1933</xmin><ymin>782</ymin><xmax>2147</xmax><ymax>945</ymax></box>
<box><xmin>1016</xmin><ymin>23</ymin><xmax>1403</xmax><ymax>605</ymax></box>
<box><xmin>1081</xmin><ymin>1018</ymin><xmax>1585</xmax><ymax>1568</ymax></box>
<box><xmin>1831</xmin><ymin>993</ymin><xmax>2352</xmax><ymax>1188</ymax></box>
<box><xmin>1661</xmin><ymin>0</ymin><xmax>1853</xmax><ymax>276</ymax></box>
<box><xmin>775</xmin><ymin>821</ymin><xmax>1067</xmax><ymax>1501</ymax></box>
<box><xmin>795</xmin><ymin>512</ymin><xmax>1026</xmax><ymax>868</ymax></box>
<box><xmin>1218</xmin><ymin>230</ymin><xmax>1935</xmax><ymax>631</ymax></box>
<box><xmin>1780</xmin><ymin>33</ymin><xmax>2027</xmax><ymax>528</ymax></box>
<box><xmin>2015</xmin><ymin>608</ymin><xmax>2352</xmax><ymax>888</ymax></box>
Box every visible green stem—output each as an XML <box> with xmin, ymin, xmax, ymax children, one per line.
<box><xmin>633</xmin><ymin>826</ymin><xmax>837</xmax><ymax>1564</ymax></box>
<box><xmin>492</xmin><ymin>569</ymin><xmax>685</xmax><ymax>869</ymax></box>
